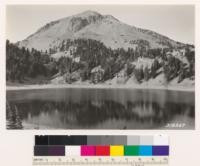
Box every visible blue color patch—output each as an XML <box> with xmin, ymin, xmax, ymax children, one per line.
<box><xmin>139</xmin><ymin>146</ymin><xmax>152</xmax><ymax>156</ymax></box>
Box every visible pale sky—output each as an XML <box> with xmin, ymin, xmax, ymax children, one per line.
<box><xmin>6</xmin><ymin>5</ymin><xmax>195</xmax><ymax>44</ymax></box>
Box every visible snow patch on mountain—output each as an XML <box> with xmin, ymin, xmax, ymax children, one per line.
<box><xmin>169</xmin><ymin>77</ymin><xmax>194</xmax><ymax>87</ymax></box>
<box><xmin>131</xmin><ymin>57</ymin><xmax>154</xmax><ymax>69</ymax></box>
<box><xmin>167</xmin><ymin>50</ymin><xmax>189</xmax><ymax>67</ymax></box>
<box><xmin>142</xmin><ymin>73</ymin><xmax>166</xmax><ymax>86</ymax></box>
<box><xmin>51</xmin><ymin>46</ymin><xmax>76</xmax><ymax>59</ymax></box>
<box><xmin>126</xmin><ymin>75</ymin><xmax>140</xmax><ymax>85</ymax></box>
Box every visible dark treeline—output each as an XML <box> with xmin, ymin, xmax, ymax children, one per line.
<box><xmin>6</xmin><ymin>39</ymin><xmax>195</xmax><ymax>84</ymax></box>
<box><xmin>7</xmin><ymin>98</ymin><xmax>194</xmax><ymax>129</ymax></box>
<box><xmin>6</xmin><ymin>40</ymin><xmax>58</xmax><ymax>83</ymax></box>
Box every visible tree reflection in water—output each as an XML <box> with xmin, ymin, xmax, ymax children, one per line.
<box><xmin>6</xmin><ymin>94</ymin><xmax>194</xmax><ymax>129</ymax></box>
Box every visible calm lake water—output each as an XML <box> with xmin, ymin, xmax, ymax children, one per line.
<box><xmin>6</xmin><ymin>88</ymin><xmax>195</xmax><ymax>129</ymax></box>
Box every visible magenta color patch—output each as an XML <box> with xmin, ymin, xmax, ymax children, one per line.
<box><xmin>81</xmin><ymin>145</ymin><xmax>95</xmax><ymax>156</ymax></box>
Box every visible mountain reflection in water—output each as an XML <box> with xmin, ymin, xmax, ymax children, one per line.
<box><xmin>6</xmin><ymin>88</ymin><xmax>194</xmax><ymax>129</ymax></box>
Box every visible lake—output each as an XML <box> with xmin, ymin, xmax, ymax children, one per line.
<box><xmin>6</xmin><ymin>88</ymin><xmax>195</xmax><ymax>129</ymax></box>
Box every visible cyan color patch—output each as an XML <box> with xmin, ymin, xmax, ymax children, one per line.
<box><xmin>139</xmin><ymin>146</ymin><xmax>152</xmax><ymax>156</ymax></box>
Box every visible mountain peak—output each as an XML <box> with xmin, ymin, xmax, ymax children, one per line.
<box><xmin>79</xmin><ymin>10</ymin><xmax>102</xmax><ymax>17</ymax></box>
<box><xmin>19</xmin><ymin>10</ymin><xmax>186</xmax><ymax>51</ymax></box>
<box><xmin>68</xmin><ymin>10</ymin><xmax>104</xmax><ymax>32</ymax></box>
<box><xmin>76</xmin><ymin>11</ymin><xmax>119</xmax><ymax>22</ymax></box>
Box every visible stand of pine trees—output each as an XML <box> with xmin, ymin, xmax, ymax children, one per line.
<box><xmin>6</xmin><ymin>39</ymin><xmax>195</xmax><ymax>84</ymax></box>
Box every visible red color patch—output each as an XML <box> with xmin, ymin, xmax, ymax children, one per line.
<box><xmin>95</xmin><ymin>146</ymin><xmax>110</xmax><ymax>156</ymax></box>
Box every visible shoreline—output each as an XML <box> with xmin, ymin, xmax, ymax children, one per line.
<box><xmin>6</xmin><ymin>83</ymin><xmax>194</xmax><ymax>92</ymax></box>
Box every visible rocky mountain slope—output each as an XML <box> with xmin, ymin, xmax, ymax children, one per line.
<box><xmin>17</xmin><ymin>10</ymin><xmax>185</xmax><ymax>52</ymax></box>
<box><xmin>7</xmin><ymin>11</ymin><xmax>194</xmax><ymax>89</ymax></box>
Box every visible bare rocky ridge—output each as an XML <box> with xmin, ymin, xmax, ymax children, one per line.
<box><xmin>8</xmin><ymin>11</ymin><xmax>194</xmax><ymax>89</ymax></box>
<box><xmin>18</xmin><ymin>10</ymin><xmax>185</xmax><ymax>51</ymax></box>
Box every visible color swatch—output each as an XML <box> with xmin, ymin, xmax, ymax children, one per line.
<box><xmin>96</xmin><ymin>146</ymin><xmax>110</xmax><ymax>156</ymax></box>
<box><xmin>34</xmin><ymin>135</ymin><xmax>169</xmax><ymax>157</ymax></box>
<box><xmin>110</xmin><ymin>145</ymin><xmax>124</xmax><ymax>156</ymax></box>
<box><xmin>34</xmin><ymin>146</ymin><xmax>65</xmax><ymax>156</ymax></box>
<box><xmin>139</xmin><ymin>146</ymin><xmax>152</xmax><ymax>156</ymax></box>
<box><xmin>81</xmin><ymin>146</ymin><xmax>96</xmax><ymax>156</ymax></box>
<box><xmin>124</xmin><ymin>146</ymin><xmax>139</xmax><ymax>156</ymax></box>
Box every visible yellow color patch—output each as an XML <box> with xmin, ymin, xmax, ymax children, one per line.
<box><xmin>110</xmin><ymin>145</ymin><xmax>124</xmax><ymax>156</ymax></box>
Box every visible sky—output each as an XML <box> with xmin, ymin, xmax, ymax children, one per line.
<box><xmin>6</xmin><ymin>5</ymin><xmax>195</xmax><ymax>44</ymax></box>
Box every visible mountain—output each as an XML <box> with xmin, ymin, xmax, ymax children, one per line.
<box><xmin>17</xmin><ymin>10</ymin><xmax>185</xmax><ymax>51</ymax></box>
<box><xmin>7</xmin><ymin>11</ymin><xmax>194</xmax><ymax>89</ymax></box>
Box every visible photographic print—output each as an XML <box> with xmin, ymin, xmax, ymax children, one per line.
<box><xmin>6</xmin><ymin>5</ymin><xmax>195</xmax><ymax>129</ymax></box>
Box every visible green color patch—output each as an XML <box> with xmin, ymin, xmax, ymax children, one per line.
<box><xmin>124</xmin><ymin>146</ymin><xmax>139</xmax><ymax>156</ymax></box>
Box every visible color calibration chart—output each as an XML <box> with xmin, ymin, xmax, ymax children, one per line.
<box><xmin>33</xmin><ymin>135</ymin><xmax>169</xmax><ymax>166</ymax></box>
